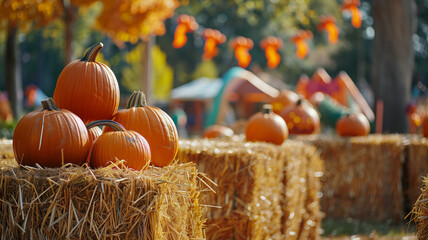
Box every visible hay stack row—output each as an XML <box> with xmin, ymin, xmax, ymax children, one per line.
<box><xmin>178</xmin><ymin>138</ymin><xmax>324</xmax><ymax>240</ymax></box>
<box><xmin>0</xmin><ymin>159</ymin><xmax>205</xmax><ymax>240</ymax></box>
<box><xmin>295</xmin><ymin>134</ymin><xmax>405</xmax><ymax>222</ymax></box>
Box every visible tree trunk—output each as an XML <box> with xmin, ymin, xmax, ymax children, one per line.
<box><xmin>141</xmin><ymin>37</ymin><xmax>154</xmax><ymax>103</ymax></box>
<box><xmin>62</xmin><ymin>0</ymin><xmax>74</xmax><ymax>64</ymax></box>
<box><xmin>371</xmin><ymin>0</ymin><xmax>417</xmax><ymax>133</ymax></box>
<box><xmin>5</xmin><ymin>27</ymin><xmax>23</xmax><ymax>119</ymax></box>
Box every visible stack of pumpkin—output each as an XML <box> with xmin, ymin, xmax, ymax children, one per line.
<box><xmin>204</xmin><ymin>88</ymin><xmax>371</xmax><ymax>145</ymax></box>
<box><xmin>13</xmin><ymin>43</ymin><xmax>179</xmax><ymax>170</ymax></box>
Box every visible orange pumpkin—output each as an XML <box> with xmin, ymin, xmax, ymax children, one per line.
<box><xmin>105</xmin><ymin>91</ymin><xmax>178</xmax><ymax>167</ymax></box>
<box><xmin>245</xmin><ymin>104</ymin><xmax>288</xmax><ymax>145</ymax></box>
<box><xmin>336</xmin><ymin>113</ymin><xmax>370</xmax><ymax>136</ymax></box>
<box><xmin>88</xmin><ymin>126</ymin><xmax>102</xmax><ymax>145</ymax></box>
<box><xmin>53</xmin><ymin>42</ymin><xmax>120</xmax><ymax>123</ymax></box>
<box><xmin>280</xmin><ymin>99</ymin><xmax>320</xmax><ymax>134</ymax></box>
<box><xmin>87</xmin><ymin>120</ymin><xmax>151</xmax><ymax>170</ymax></box>
<box><xmin>203</xmin><ymin>125</ymin><xmax>234</xmax><ymax>139</ymax></box>
<box><xmin>270</xmin><ymin>89</ymin><xmax>299</xmax><ymax>114</ymax></box>
<box><xmin>0</xmin><ymin>94</ymin><xmax>13</xmax><ymax>122</ymax></box>
<box><xmin>13</xmin><ymin>98</ymin><xmax>90</xmax><ymax>167</ymax></box>
<box><xmin>86</xmin><ymin>126</ymin><xmax>102</xmax><ymax>163</ymax></box>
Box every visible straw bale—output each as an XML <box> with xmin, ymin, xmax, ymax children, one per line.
<box><xmin>280</xmin><ymin>141</ymin><xmax>324</xmax><ymax>240</ymax></box>
<box><xmin>294</xmin><ymin>134</ymin><xmax>405</xmax><ymax>222</ymax></box>
<box><xmin>405</xmin><ymin>136</ymin><xmax>428</xmax><ymax>208</ymax></box>
<box><xmin>0</xmin><ymin>138</ymin><xmax>17</xmax><ymax>170</ymax></box>
<box><xmin>410</xmin><ymin>176</ymin><xmax>428</xmax><ymax>240</ymax></box>
<box><xmin>0</xmin><ymin>161</ymin><xmax>205</xmax><ymax>240</ymax></box>
<box><xmin>178</xmin><ymin>138</ymin><xmax>324</xmax><ymax>240</ymax></box>
<box><xmin>178</xmin><ymin>138</ymin><xmax>285</xmax><ymax>240</ymax></box>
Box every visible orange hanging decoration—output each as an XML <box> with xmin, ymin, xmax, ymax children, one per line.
<box><xmin>230</xmin><ymin>37</ymin><xmax>254</xmax><ymax>68</ymax></box>
<box><xmin>260</xmin><ymin>36</ymin><xmax>283</xmax><ymax>69</ymax></box>
<box><xmin>317</xmin><ymin>15</ymin><xmax>339</xmax><ymax>44</ymax></box>
<box><xmin>290</xmin><ymin>30</ymin><xmax>313</xmax><ymax>59</ymax></box>
<box><xmin>342</xmin><ymin>0</ymin><xmax>362</xmax><ymax>29</ymax></box>
<box><xmin>172</xmin><ymin>14</ymin><xmax>198</xmax><ymax>49</ymax></box>
<box><xmin>202</xmin><ymin>29</ymin><xmax>226</xmax><ymax>60</ymax></box>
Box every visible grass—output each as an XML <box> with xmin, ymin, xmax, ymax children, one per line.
<box><xmin>321</xmin><ymin>218</ymin><xmax>416</xmax><ymax>238</ymax></box>
<box><xmin>0</xmin><ymin>120</ymin><xmax>16</xmax><ymax>139</ymax></box>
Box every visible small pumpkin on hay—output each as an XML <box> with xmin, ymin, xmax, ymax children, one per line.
<box><xmin>202</xmin><ymin>125</ymin><xmax>234</xmax><ymax>139</ymax></box>
<box><xmin>280</xmin><ymin>99</ymin><xmax>320</xmax><ymax>135</ymax></box>
<box><xmin>336</xmin><ymin>112</ymin><xmax>370</xmax><ymax>137</ymax></box>
<box><xmin>245</xmin><ymin>104</ymin><xmax>288</xmax><ymax>145</ymax></box>
<box><xmin>87</xmin><ymin>120</ymin><xmax>151</xmax><ymax>170</ymax></box>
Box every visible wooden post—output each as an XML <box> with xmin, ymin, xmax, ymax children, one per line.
<box><xmin>376</xmin><ymin>99</ymin><xmax>384</xmax><ymax>134</ymax></box>
<box><xmin>141</xmin><ymin>36</ymin><xmax>154</xmax><ymax>103</ymax></box>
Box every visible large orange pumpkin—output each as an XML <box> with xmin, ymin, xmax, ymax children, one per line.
<box><xmin>53</xmin><ymin>42</ymin><xmax>120</xmax><ymax>123</ymax></box>
<box><xmin>270</xmin><ymin>89</ymin><xmax>299</xmax><ymax>114</ymax></box>
<box><xmin>245</xmin><ymin>104</ymin><xmax>288</xmax><ymax>145</ymax></box>
<box><xmin>13</xmin><ymin>98</ymin><xmax>90</xmax><ymax>167</ymax></box>
<box><xmin>280</xmin><ymin>99</ymin><xmax>320</xmax><ymax>134</ymax></box>
<box><xmin>203</xmin><ymin>125</ymin><xmax>234</xmax><ymax>139</ymax></box>
<box><xmin>87</xmin><ymin>120</ymin><xmax>151</xmax><ymax>170</ymax></box>
<box><xmin>105</xmin><ymin>91</ymin><xmax>178</xmax><ymax>167</ymax></box>
<box><xmin>336</xmin><ymin>113</ymin><xmax>370</xmax><ymax>136</ymax></box>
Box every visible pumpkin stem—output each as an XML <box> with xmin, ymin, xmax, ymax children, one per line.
<box><xmin>81</xmin><ymin>42</ymin><xmax>103</xmax><ymax>62</ymax></box>
<box><xmin>86</xmin><ymin>120</ymin><xmax>126</xmax><ymax>132</ymax></box>
<box><xmin>262</xmin><ymin>104</ymin><xmax>273</xmax><ymax>114</ymax></box>
<box><xmin>41</xmin><ymin>98</ymin><xmax>59</xmax><ymax>111</ymax></box>
<box><xmin>126</xmin><ymin>91</ymin><xmax>148</xmax><ymax>108</ymax></box>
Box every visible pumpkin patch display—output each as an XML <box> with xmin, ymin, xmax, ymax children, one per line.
<box><xmin>245</xmin><ymin>104</ymin><xmax>288</xmax><ymax>145</ymax></box>
<box><xmin>13</xmin><ymin>98</ymin><xmax>90</xmax><ymax>167</ymax></box>
<box><xmin>270</xmin><ymin>89</ymin><xmax>299</xmax><ymax>114</ymax></box>
<box><xmin>53</xmin><ymin>42</ymin><xmax>120</xmax><ymax>123</ymax></box>
<box><xmin>87</xmin><ymin>120</ymin><xmax>151</xmax><ymax>170</ymax></box>
<box><xmin>336</xmin><ymin>112</ymin><xmax>370</xmax><ymax>137</ymax></box>
<box><xmin>280</xmin><ymin>99</ymin><xmax>320</xmax><ymax>134</ymax></box>
<box><xmin>202</xmin><ymin>125</ymin><xmax>234</xmax><ymax>139</ymax></box>
<box><xmin>105</xmin><ymin>91</ymin><xmax>178</xmax><ymax>167</ymax></box>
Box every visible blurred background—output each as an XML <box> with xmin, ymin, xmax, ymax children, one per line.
<box><xmin>0</xmin><ymin>0</ymin><xmax>428</xmax><ymax>137</ymax></box>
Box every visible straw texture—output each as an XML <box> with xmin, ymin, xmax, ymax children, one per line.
<box><xmin>280</xmin><ymin>141</ymin><xmax>324</xmax><ymax>240</ymax></box>
<box><xmin>410</xmin><ymin>176</ymin><xmax>428</xmax><ymax>240</ymax></box>
<box><xmin>0</xmin><ymin>157</ymin><xmax>205</xmax><ymax>239</ymax></box>
<box><xmin>178</xmin><ymin>138</ymin><xmax>324</xmax><ymax>240</ymax></box>
<box><xmin>405</xmin><ymin>136</ymin><xmax>428</xmax><ymax>208</ymax></box>
<box><xmin>0</xmin><ymin>139</ymin><xmax>17</xmax><ymax>170</ymax></box>
<box><xmin>295</xmin><ymin>134</ymin><xmax>405</xmax><ymax>222</ymax></box>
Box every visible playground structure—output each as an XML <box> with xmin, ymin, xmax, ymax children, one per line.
<box><xmin>170</xmin><ymin>67</ymin><xmax>375</xmax><ymax>135</ymax></box>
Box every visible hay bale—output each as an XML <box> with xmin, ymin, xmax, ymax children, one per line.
<box><xmin>405</xmin><ymin>136</ymin><xmax>428</xmax><ymax>207</ymax></box>
<box><xmin>410</xmin><ymin>176</ymin><xmax>428</xmax><ymax>240</ymax></box>
<box><xmin>178</xmin><ymin>138</ymin><xmax>324</xmax><ymax>240</ymax></box>
<box><xmin>0</xmin><ymin>161</ymin><xmax>205</xmax><ymax>240</ymax></box>
<box><xmin>178</xmin><ymin>138</ymin><xmax>284</xmax><ymax>239</ymax></box>
<box><xmin>280</xmin><ymin>141</ymin><xmax>324</xmax><ymax>240</ymax></box>
<box><xmin>295</xmin><ymin>134</ymin><xmax>405</xmax><ymax>222</ymax></box>
<box><xmin>0</xmin><ymin>138</ymin><xmax>17</xmax><ymax>170</ymax></box>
